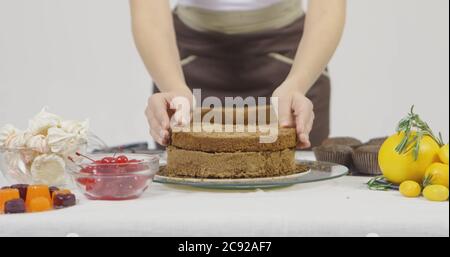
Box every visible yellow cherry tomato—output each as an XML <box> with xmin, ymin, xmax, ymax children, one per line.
<box><xmin>439</xmin><ymin>144</ymin><xmax>449</xmax><ymax>165</ymax></box>
<box><xmin>399</xmin><ymin>181</ymin><xmax>422</xmax><ymax>198</ymax></box>
<box><xmin>425</xmin><ymin>163</ymin><xmax>449</xmax><ymax>188</ymax></box>
<box><xmin>379</xmin><ymin>133</ymin><xmax>440</xmax><ymax>184</ymax></box>
<box><xmin>423</xmin><ymin>185</ymin><xmax>449</xmax><ymax>202</ymax></box>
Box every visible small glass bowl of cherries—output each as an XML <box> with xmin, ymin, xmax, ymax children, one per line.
<box><xmin>68</xmin><ymin>153</ymin><xmax>159</xmax><ymax>200</ymax></box>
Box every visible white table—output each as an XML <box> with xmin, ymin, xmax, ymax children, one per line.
<box><xmin>0</xmin><ymin>152</ymin><xmax>448</xmax><ymax>237</ymax></box>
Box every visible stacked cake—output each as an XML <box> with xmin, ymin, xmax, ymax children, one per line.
<box><xmin>165</xmin><ymin>107</ymin><xmax>299</xmax><ymax>178</ymax></box>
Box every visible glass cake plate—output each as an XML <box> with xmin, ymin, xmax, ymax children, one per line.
<box><xmin>154</xmin><ymin>160</ymin><xmax>349</xmax><ymax>189</ymax></box>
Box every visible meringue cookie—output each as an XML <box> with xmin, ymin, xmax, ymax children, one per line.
<box><xmin>5</xmin><ymin>132</ymin><xmax>30</xmax><ymax>149</ymax></box>
<box><xmin>30</xmin><ymin>154</ymin><xmax>66</xmax><ymax>186</ymax></box>
<box><xmin>19</xmin><ymin>148</ymin><xmax>39</xmax><ymax>165</ymax></box>
<box><xmin>61</xmin><ymin>119</ymin><xmax>89</xmax><ymax>137</ymax></box>
<box><xmin>28</xmin><ymin>107</ymin><xmax>61</xmax><ymax>136</ymax></box>
<box><xmin>0</xmin><ymin>124</ymin><xmax>19</xmax><ymax>148</ymax></box>
<box><xmin>47</xmin><ymin>127</ymin><xmax>77</xmax><ymax>154</ymax></box>
<box><xmin>26</xmin><ymin>134</ymin><xmax>49</xmax><ymax>153</ymax></box>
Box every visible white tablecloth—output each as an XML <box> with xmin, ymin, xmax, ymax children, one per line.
<box><xmin>0</xmin><ymin>152</ymin><xmax>448</xmax><ymax>237</ymax></box>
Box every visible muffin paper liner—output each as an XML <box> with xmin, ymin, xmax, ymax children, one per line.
<box><xmin>352</xmin><ymin>151</ymin><xmax>382</xmax><ymax>176</ymax></box>
<box><xmin>313</xmin><ymin>148</ymin><xmax>354</xmax><ymax>169</ymax></box>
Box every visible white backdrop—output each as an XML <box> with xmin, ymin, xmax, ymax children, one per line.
<box><xmin>0</xmin><ymin>0</ymin><xmax>448</xmax><ymax>147</ymax></box>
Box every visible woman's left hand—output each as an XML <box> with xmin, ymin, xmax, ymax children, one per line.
<box><xmin>272</xmin><ymin>81</ymin><xmax>315</xmax><ymax>149</ymax></box>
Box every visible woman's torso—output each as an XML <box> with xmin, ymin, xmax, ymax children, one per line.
<box><xmin>176</xmin><ymin>0</ymin><xmax>304</xmax><ymax>34</ymax></box>
<box><xmin>160</xmin><ymin>1</ymin><xmax>331</xmax><ymax>146</ymax></box>
<box><xmin>177</xmin><ymin>0</ymin><xmax>289</xmax><ymax>11</ymax></box>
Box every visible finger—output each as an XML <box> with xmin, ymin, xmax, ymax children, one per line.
<box><xmin>150</xmin><ymin>127</ymin><xmax>170</xmax><ymax>146</ymax></box>
<box><xmin>305</xmin><ymin>113</ymin><xmax>315</xmax><ymax>135</ymax></box>
<box><xmin>149</xmin><ymin>128</ymin><xmax>162</xmax><ymax>146</ymax></box>
<box><xmin>160</xmin><ymin>130</ymin><xmax>170</xmax><ymax>146</ymax></box>
<box><xmin>144</xmin><ymin>104</ymin><xmax>153</xmax><ymax>128</ymax></box>
<box><xmin>293</xmin><ymin>97</ymin><xmax>313</xmax><ymax>134</ymax></box>
<box><xmin>149</xmin><ymin>95</ymin><xmax>171</xmax><ymax>130</ymax></box>
<box><xmin>275</xmin><ymin>96</ymin><xmax>294</xmax><ymax>127</ymax></box>
<box><xmin>298</xmin><ymin>112</ymin><xmax>314</xmax><ymax>136</ymax></box>
<box><xmin>149</xmin><ymin>113</ymin><xmax>170</xmax><ymax>146</ymax></box>
<box><xmin>145</xmin><ymin>105</ymin><xmax>157</xmax><ymax>129</ymax></box>
<box><xmin>147</xmin><ymin>107</ymin><xmax>169</xmax><ymax>144</ymax></box>
<box><xmin>295</xmin><ymin>114</ymin><xmax>307</xmax><ymax>135</ymax></box>
<box><xmin>156</xmin><ymin>125</ymin><xmax>170</xmax><ymax>146</ymax></box>
<box><xmin>297</xmin><ymin>133</ymin><xmax>311</xmax><ymax>149</ymax></box>
<box><xmin>170</xmin><ymin>95</ymin><xmax>192</xmax><ymax>126</ymax></box>
<box><xmin>296</xmin><ymin>114</ymin><xmax>313</xmax><ymax>149</ymax></box>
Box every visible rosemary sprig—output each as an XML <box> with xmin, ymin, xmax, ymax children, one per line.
<box><xmin>422</xmin><ymin>174</ymin><xmax>433</xmax><ymax>188</ymax></box>
<box><xmin>367</xmin><ymin>176</ymin><xmax>399</xmax><ymax>191</ymax></box>
<box><xmin>395</xmin><ymin>106</ymin><xmax>444</xmax><ymax>160</ymax></box>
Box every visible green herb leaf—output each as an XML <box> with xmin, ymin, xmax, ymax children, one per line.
<box><xmin>422</xmin><ymin>174</ymin><xmax>433</xmax><ymax>188</ymax></box>
<box><xmin>367</xmin><ymin>176</ymin><xmax>398</xmax><ymax>191</ymax></box>
<box><xmin>395</xmin><ymin>106</ymin><xmax>444</xmax><ymax>160</ymax></box>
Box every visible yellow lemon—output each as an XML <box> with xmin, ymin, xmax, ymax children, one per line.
<box><xmin>438</xmin><ymin>144</ymin><xmax>449</xmax><ymax>165</ymax></box>
<box><xmin>379</xmin><ymin>133</ymin><xmax>440</xmax><ymax>184</ymax></box>
<box><xmin>423</xmin><ymin>185</ymin><xmax>449</xmax><ymax>202</ymax></box>
<box><xmin>399</xmin><ymin>181</ymin><xmax>422</xmax><ymax>198</ymax></box>
<box><xmin>424</xmin><ymin>163</ymin><xmax>449</xmax><ymax>188</ymax></box>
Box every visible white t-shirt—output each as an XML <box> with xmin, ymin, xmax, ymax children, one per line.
<box><xmin>177</xmin><ymin>0</ymin><xmax>285</xmax><ymax>11</ymax></box>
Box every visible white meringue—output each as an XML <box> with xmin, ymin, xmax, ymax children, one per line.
<box><xmin>19</xmin><ymin>148</ymin><xmax>39</xmax><ymax>165</ymax></box>
<box><xmin>0</xmin><ymin>124</ymin><xmax>19</xmax><ymax>148</ymax></box>
<box><xmin>28</xmin><ymin>107</ymin><xmax>61</xmax><ymax>136</ymax></box>
<box><xmin>47</xmin><ymin>127</ymin><xmax>77</xmax><ymax>154</ymax></box>
<box><xmin>30</xmin><ymin>154</ymin><xmax>66</xmax><ymax>186</ymax></box>
<box><xmin>61</xmin><ymin>119</ymin><xmax>89</xmax><ymax>137</ymax></box>
<box><xmin>5</xmin><ymin>131</ymin><xmax>30</xmax><ymax>149</ymax></box>
<box><xmin>26</xmin><ymin>134</ymin><xmax>49</xmax><ymax>153</ymax></box>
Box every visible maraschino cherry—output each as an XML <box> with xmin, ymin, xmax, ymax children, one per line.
<box><xmin>100</xmin><ymin>157</ymin><xmax>116</xmax><ymax>164</ymax></box>
<box><xmin>74</xmin><ymin>152</ymin><xmax>144</xmax><ymax>173</ymax></box>
<box><xmin>116</xmin><ymin>155</ymin><xmax>129</xmax><ymax>164</ymax></box>
<box><xmin>72</xmin><ymin>152</ymin><xmax>148</xmax><ymax>200</ymax></box>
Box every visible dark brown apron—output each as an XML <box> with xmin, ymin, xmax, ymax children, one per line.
<box><xmin>154</xmin><ymin>14</ymin><xmax>330</xmax><ymax>148</ymax></box>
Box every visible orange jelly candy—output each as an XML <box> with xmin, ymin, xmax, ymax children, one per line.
<box><xmin>26</xmin><ymin>185</ymin><xmax>51</xmax><ymax>208</ymax></box>
<box><xmin>29</xmin><ymin>197</ymin><xmax>52</xmax><ymax>213</ymax></box>
<box><xmin>0</xmin><ymin>189</ymin><xmax>20</xmax><ymax>213</ymax></box>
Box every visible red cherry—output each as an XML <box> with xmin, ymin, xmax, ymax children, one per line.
<box><xmin>81</xmin><ymin>166</ymin><xmax>96</xmax><ymax>174</ymax></box>
<box><xmin>77</xmin><ymin>177</ymin><xmax>96</xmax><ymax>189</ymax></box>
<box><xmin>101</xmin><ymin>157</ymin><xmax>116</xmax><ymax>164</ymax></box>
<box><xmin>116</xmin><ymin>155</ymin><xmax>129</xmax><ymax>164</ymax></box>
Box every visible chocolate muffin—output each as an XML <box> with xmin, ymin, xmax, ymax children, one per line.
<box><xmin>313</xmin><ymin>145</ymin><xmax>354</xmax><ymax>169</ymax></box>
<box><xmin>352</xmin><ymin>145</ymin><xmax>382</xmax><ymax>175</ymax></box>
<box><xmin>365</xmin><ymin>137</ymin><xmax>388</xmax><ymax>146</ymax></box>
<box><xmin>321</xmin><ymin>137</ymin><xmax>363</xmax><ymax>149</ymax></box>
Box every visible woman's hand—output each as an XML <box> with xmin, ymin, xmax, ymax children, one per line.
<box><xmin>272</xmin><ymin>81</ymin><xmax>315</xmax><ymax>149</ymax></box>
<box><xmin>145</xmin><ymin>89</ymin><xmax>193</xmax><ymax>146</ymax></box>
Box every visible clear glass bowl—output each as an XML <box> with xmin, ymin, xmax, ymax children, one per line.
<box><xmin>0</xmin><ymin>148</ymin><xmax>36</xmax><ymax>184</ymax></box>
<box><xmin>68</xmin><ymin>153</ymin><xmax>159</xmax><ymax>201</ymax></box>
<box><xmin>0</xmin><ymin>144</ymin><xmax>86</xmax><ymax>186</ymax></box>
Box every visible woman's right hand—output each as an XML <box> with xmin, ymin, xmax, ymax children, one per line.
<box><xmin>145</xmin><ymin>89</ymin><xmax>193</xmax><ymax>146</ymax></box>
